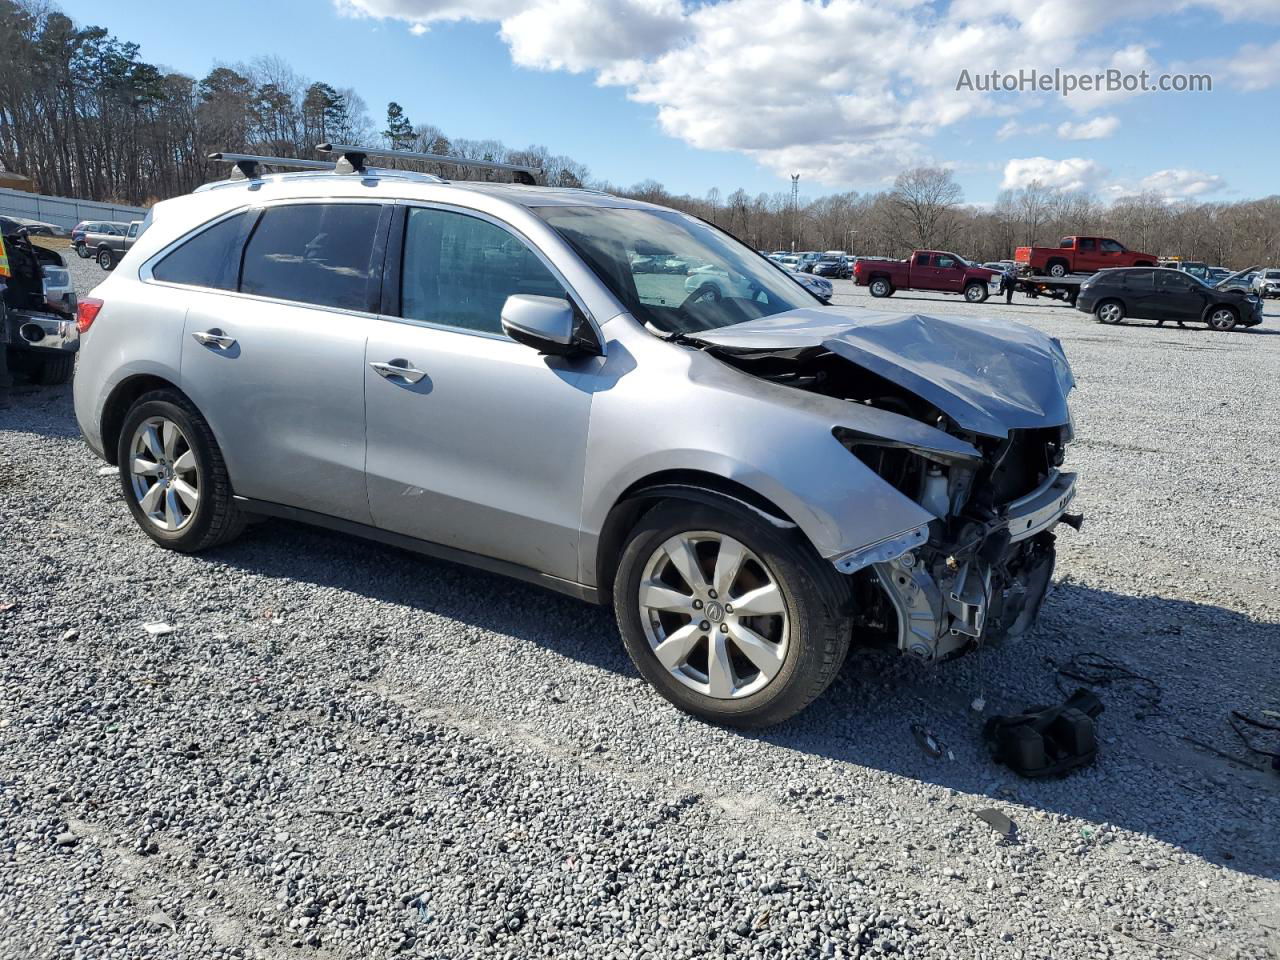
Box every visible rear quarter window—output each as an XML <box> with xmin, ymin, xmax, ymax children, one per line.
<box><xmin>152</xmin><ymin>212</ymin><xmax>253</xmax><ymax>290</ymax></box>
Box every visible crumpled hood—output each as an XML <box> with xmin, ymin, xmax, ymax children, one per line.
<box><xmin>688</xmin><ymin>306</ymin><xmax>1075</xmax><ymax>438</ymax></box>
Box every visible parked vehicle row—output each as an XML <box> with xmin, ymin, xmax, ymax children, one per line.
<box><xmin>72</xmin><ymin>151</ymin><xmax>1080</xmax><ymax>727</ymax></box>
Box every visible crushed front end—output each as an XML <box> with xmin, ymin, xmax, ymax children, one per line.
<box><xmin>837</xmin><ymin>425</ymin><xmax>1078</xmax><ymax>661</ymax></box>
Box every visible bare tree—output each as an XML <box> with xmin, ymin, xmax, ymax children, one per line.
<box><xmin>889</xmin><ymin>167</ymin><xmax>963</xmax><ymax>249</ymax></box>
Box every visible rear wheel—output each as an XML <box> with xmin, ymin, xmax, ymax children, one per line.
<box><xmin>1095</xmin><ymin>299</ymin><xmax>1125</xmax><ymax>324</ymax></box>
<box><xmin>117</xmin><ymin>390</ymin><xmax>245</xmax><ymax>552</ymax></box>
<box><xmin>75</xmin><ymin>242</ymin><xmax>90</xmax><ymax>259</ymax></box>
<box><xmin>869</xmin><ymin>278</ymin><xmax>893</xmax><ymax>298</ymax></box>
<box><xmin>32</xmin><ymin>352</ymin><xmax>75</xmax><ymax>385</ymax></box>
<box><xmin>964</xmin><ymin>282</ymin><xmax>988</xmax><ymax>303</ymax></box>
<box><xmin>97</xmin><ymin>247</ymin><xmax>115</xmax><ymax>271</ymax></box>
<box><xmin>613</xmin><ymin>499</ymin><xmax>853</xmax><ymax>728</ymax></box>
<box><xmin>1048</xmin><ymin>260</ymin><xmax>1069</xmax><ymax>278</ymax></box>
<box><xmin>1206</xmin><ymin>306</ymin><xmax>1237</xmax><ymax>331</ymax></box>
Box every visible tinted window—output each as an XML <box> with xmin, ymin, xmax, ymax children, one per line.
<box><xmin>915</xmin><ymin>253</ymin><xmax>932</xmax><ymax>267</ymax></box>
<box><xmin>1078</xmin><ymin>238</ymin><xmax>1096</xmax><ymax>251</ymax></box>
<box><xmin>1060</xmin><ymin>238</ymin><xmax>1073</xmax><ymax>248</ymax></box>
<box><xmin>241</xmin><ymin>203</ymin><xmax>382</xmax><ymax>311</ymax></box>
<box><xmin>1157</xmin><ymin>271</ymin><xmax>1197</xmax><ymax>293</ymax></box>
<box><xmin>152</xmin><ymin>212</ymin><xmax>251</xmax><ymax>290</ymax></box>
<box><xmin>1123</xmin><ymin>270</ymin><xmax>1154</xmax><ymax>293</ymax></box>
<box><xmin>400</xmin><ymin>207</ymin><xmax>565</xmax><ymax>335</ymax></box>
<box><xmin>1101</xmin><ymin>239</ymin><xmax>1123</xmax><ymax>253</ymax></box>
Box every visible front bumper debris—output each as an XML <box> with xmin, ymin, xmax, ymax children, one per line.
<box><xmin>872</xmin><ymin>470</ymin><xmax>1078</xmax><ymax>661</ymax></box>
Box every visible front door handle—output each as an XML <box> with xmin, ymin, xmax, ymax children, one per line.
<box><xmin>370</xmin><ymin>359</ymin><xmax>426</xmax><ymax>384</ymax></box>
<box><xmin>192</xmin><ymin>330</ymin><xmax>236</xmax><ymax>349</ymax></box>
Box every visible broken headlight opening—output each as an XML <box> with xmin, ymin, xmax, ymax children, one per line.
<box><xmin>836</xmin><ymin>423</ymin><xmax>1079</xmax><ymax>662</ymax></box>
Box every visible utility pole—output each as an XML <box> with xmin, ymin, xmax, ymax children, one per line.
<box><xmin>790</xmin><ymin>174</ymin><xmax>800</xmax><ymax>252</ymax></box>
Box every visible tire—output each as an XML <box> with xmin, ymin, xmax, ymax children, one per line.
<box><xmin>964</xmin><ymin>282</ymin><xmax>988</xmax><ymax>303</ymax></box>
<box><xmin>1047</xmin><ymin>260</ymin><xmax>1069</xmax><ymax>278</ymax></box>
<box><xmin>869</xmin><ymin>277</ymin><xmax>893</xmax><ymax>298</ymax></box>
<box><xmin>1206</xmin><ymin>305</ymin><xmax>1237</xmax><ymax>331</ymax></box>
<box><xmin>613</xmin><ymin>499</ymin><xmax>854</xmax><ymax>728</ymax></box>
<box><xmin>1095</xmin><ymin>299</ymin><xmax>1125</xmax><ymax>325</ymax></box>
<box><xmin>32</xmin><ymin>352</ymin><xmax>75</xmax><ymax>385</ymax></box>
<box><xmin>116</xmin><ymin>389</ymin><xmax>246</xmax><ymax>552</ymax></box>
<box><xmin>75</xmin><ymin>242</ymin><xmax>90</xmax><ymax>259</ymax></box>
<box><xmin>97</xmin><ymin>247</ymin><xmax>116</xmax><ymax>271</ymax></box>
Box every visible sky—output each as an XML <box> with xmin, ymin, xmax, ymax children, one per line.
<box><xmin>54</xmin><ymin>0</ymin><xmax>1280</xmax><ymax>206</ymax></box>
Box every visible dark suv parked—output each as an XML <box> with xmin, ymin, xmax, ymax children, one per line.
<box><xmin>1075</xmin><ymin>267</ymin><xmax>1263</xmax><ymax>331</ymax></box>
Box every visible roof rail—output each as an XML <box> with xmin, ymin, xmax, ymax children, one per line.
<box><xmin>316</xmin><ymin>143</ymin><xmax>541</xmax><ymax>185</ymax></box>
<box><xmin>208</xmin><ymin>152</ymin><xmax>333</xmax><ymax>180</ymax></box>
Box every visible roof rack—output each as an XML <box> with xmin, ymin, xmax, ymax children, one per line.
<box><xmin>316</xmin><ymin>143</ymin><xmax>541</xmax><ymax>185</ymax></box>
<box><xmin>209</xmin><ymin>152</ymin><xmax>334</xmax><ymax>180</ymax></box>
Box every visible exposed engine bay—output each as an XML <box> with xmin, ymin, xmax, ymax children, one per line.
<box><xmin>696</xmin><ymin>322</ymin><xmax>1081</xmax><ymax>663</ymax></box>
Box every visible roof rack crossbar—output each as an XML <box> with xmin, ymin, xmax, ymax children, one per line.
<box><xmin>316</xmin><ymin>143</ymin><xmax>541</xmax><ymax>185</ymax></box>
<box><xmin>209</xmin><ymin>152</ymin><xmax>335</xmax><ymax>180</ymax></box>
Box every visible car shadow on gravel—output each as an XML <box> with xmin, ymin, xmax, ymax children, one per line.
<box><xmin>754</xmin><ymin>582</ymin><xmax>1280</xmax><ymax>880</ymax></box>
<box><xmin>210</xmin><ymin>520</ymin><xmax>1279</xmax><ymax>879</ymax></box>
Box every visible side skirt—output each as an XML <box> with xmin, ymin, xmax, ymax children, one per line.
<box><xmin>232</xmin><ymin>496</ymin><xmax>603</xmax><ymax>605</ymax></box>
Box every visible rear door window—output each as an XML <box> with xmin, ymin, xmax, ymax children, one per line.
<box><xmin>152</xmin><ymin>212</ymin><xmax>253</xmax><ymax>290</ymax></box>
<box><xmin>1123</xmin><ymin>270</ymin><xmax>1154</xmax><ymax>294</ymax></box>
<box><xmin>399</xmin><ymin>207</ymin><xmax>566</xmax><ymax>335</ymax></box>
<box><xmin>1078</xmin><ymin>238</ymin><xmax>1096</xmax><ymax>251</ymax></box>
<box><xmin>240</xmin><ymin>203</ymin><xmax>383</xmax><ymax>311</ymax></box>
<box><xmin>914</xmin><ymin>253</ymin><xmax>932</xmax><ymax>267</ymax></box>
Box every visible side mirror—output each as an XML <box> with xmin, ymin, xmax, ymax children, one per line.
<box><xmin>501</xmin><ymin>294</ymin><xmax>597</xmax><ymax>357</ymax></box>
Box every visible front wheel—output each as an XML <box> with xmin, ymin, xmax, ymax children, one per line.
<box><xmin>613</xmin><ymin>500</ymin><xmax>853</xmax><ymax>728</ymax></box>
<box><xmin>97</xmin><ymin>247</ymin><xmax>116</xmax><ymax>271</ymax></box>
<box><xmin>868</xmin><ymin>278</ymin><xmax>893</xmax><ymax>298</ymax></box>
<box><xmin>117</xmin><ymin>390</ymin><xmax>246</xmax><ymax>552</ymax></box>
<box><xmin>1206</xmin><ymin>306</ymin><xmax>1237</xmax><ymax>331</ymax></box>
<box><xmin>964</xmin><ymin>282</ymin><xmax>988</xmax><ymax>303</ymax></box>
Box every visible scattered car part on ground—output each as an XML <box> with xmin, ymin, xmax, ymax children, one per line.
<box><xmin>984</xmin><ymin>688</ymin><xmax>1105</xmax><ymax>778</ymax></box>
<box><xmin>71</xmin><ymin>146</ymin><xmax>1082</xmax><ymax>727</ymax></box>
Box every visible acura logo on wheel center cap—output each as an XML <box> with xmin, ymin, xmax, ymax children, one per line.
<box><xmin>705</xmin><ymin>601</ymin><xmax>725</xmax><ymax>622</ymax></box>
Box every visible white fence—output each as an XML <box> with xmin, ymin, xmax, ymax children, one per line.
<box><xmin>0</xmin><ymin>187</ymin><xmax>147</xmax><ymax>231</ymax></box>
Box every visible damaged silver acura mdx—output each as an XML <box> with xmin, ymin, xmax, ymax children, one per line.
<box><xmin>73</xmin><ymin>152</ymin><xmax>1079</xmax><ymax>727</ymax></box>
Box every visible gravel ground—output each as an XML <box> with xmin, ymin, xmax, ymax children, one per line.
<box><xmin>2</xmin><ymin>276</ymin><xmax>1278</xmax><ymax>959</ymax></box>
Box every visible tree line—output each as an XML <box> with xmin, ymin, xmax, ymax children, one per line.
<box><xmin>2</xmin><ymin>0</ymin><xmax>1276</xmax><ymax>268</ymax></box>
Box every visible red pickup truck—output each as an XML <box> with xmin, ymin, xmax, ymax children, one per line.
<box><xmin>1015</xmin><ymin>236</ymin><xmax>1156</xmax><ymax>277</ymax></box>
<box><xmin>853</xmin><ymin>251</ymin><xmax>999</xmax><ymax>302</ymax></box>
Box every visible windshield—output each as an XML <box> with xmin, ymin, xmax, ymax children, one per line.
<box><xmin>1266</xmin><ymin>271</ymin><xmax>1280</xmax><ymax>279</ymax></box>
<box><xmin>533</xmin><ymin>206</ymin><xmax>811</xmax><ymax>334</ymax></box>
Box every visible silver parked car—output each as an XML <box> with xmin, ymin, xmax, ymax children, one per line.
<box><xmin>73</xmin><ymin>155</ymin><xmax>1079</xmax><ymax>727</ymax></box>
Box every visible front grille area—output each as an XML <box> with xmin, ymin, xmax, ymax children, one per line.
<box><xmin>985</xmin><ymin>427</ymin><xmax>1064</xmax><ymax>505</ymax></box>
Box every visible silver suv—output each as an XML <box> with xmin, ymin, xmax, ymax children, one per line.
<box><xmin>73</xmin><ymin>155</ymin><xmax>1079</xmax><ymax>727</ymax></box>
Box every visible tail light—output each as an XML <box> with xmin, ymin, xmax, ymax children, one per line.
<box><xmin>76</xmin><ymin>297</ymin><xmax>104</xmax><ymax>333</ymax></box>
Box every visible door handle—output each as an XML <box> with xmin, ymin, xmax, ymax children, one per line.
<box><xmin>370</xmin><ymin>360</ymin><xmax>426</xmax><ymax>384</ymax></box>
<box><xmin>192</xmin><ymin>330</ymin><xmax>236</xmax><ymax>349</ymax></box>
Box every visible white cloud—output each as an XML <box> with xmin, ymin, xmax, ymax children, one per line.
<box><xmin>1135</xmin><ymin>168</ymin><xmax>1226</xmax><ymax>200</ymax></box>
<box><xmin>409</xmin><ymin>22</ymin><xmax>427</xmax><ymax>34</ymax></box>
<box><xmin>1001</xmin><ymin>156</ymin><xmax>1107</xmax><ymax>192</ymax></box>
<box><xmin>338</xmin><ymin>0</ymin><xmax>1279</xmax><ymax>187</ymax></box>
<box><xmin>997</xmin><ymin>119</ymin><xmax>1050</xmax><ymax>140</ymax></box>
<box><xmin>1057</xmin><ymin>115</ymin><xmax>1119</xmax><ymax>140</ymax></box>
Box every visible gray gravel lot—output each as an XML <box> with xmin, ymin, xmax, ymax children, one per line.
<box><xmin>2</xmin><ymin>275</ymin><xmax>1278</xmax><ymax>959</ymax></box>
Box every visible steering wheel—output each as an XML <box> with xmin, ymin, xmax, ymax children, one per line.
<box><xmin>679</xmin><ymin>282</ymin><xmax>722</xmax><ymax>313</ymax></box>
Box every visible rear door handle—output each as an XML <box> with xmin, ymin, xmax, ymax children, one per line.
<box><xmin>192</xmin><ymin>330</ymin><xmax>236</xmax><ymax>349</ymax></box>
<box><xmin>370</xmin><ymin>360</ymin><xmax>426</xmax><ymax>384</ymax></box>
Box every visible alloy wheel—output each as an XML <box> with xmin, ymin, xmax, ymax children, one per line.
<box><xmin>128</xmin><ymin>417</ymin><xmax>199</xmax><ymax>531</ymax></box>
<box><xmin>637</xmin><ymin>531</ymin><xmax>789</xmax><ymax>700</ymax></box>
<box><xmin>1098</xmin><ymin>303</ymin><xmax>1123</xmax><ymax>324</ymax></box>
<box><xmin>1208</xmin><ymin>308</ymin><xmax>1235</xmax><ymax>330</ymax></box>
